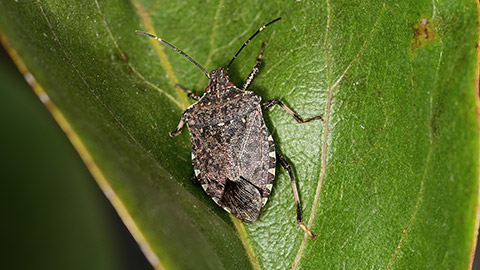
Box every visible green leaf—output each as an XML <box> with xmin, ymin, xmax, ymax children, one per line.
<box><xmin>0</xmin><ymin>0</ymin><xmax>478</xmax><ymax>269</ymax></box>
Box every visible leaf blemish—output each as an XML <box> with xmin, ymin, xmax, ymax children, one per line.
<box><xmin>410</xmin><ymin>16</ymin><xmax>437</xmax><ymax>54</ymax></box>
<box><xmin>120</xmin><ymin>51</ymin><xmax>128</xmax><ymax>61</ymax></box>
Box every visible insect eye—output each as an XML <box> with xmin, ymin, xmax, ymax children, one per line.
<box><xmin>227</xmin><ymin>81</ymin><xmax>234</xmax><ymax>87</ymax></box>
<box><xmin>205</xmin><ymin>86</ymin><xmax>210</xmax><ymax>92</ymax></box>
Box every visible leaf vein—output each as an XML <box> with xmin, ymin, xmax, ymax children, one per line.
<box><xmin>291</xmin><ymin>3</ymin><xmax>386</xmax><ymax>269</ymax></box>
<box><xmin>291</xmin><ymin>0</ymin><xmax>332</xmax><ymax>266</ymax></box>
<box><xmin>386</xmin><ymin>48</ymin><xmax>443</xmax><ymax>269</ymax></box>
<box><xmin>194</xmin><ymin>0</ymin><xmax>224</xmax><ymax>89</ymax></box>
<box><xmin>94</xmin><ymin>0</ymin><xmax>182</xmax><ymax>109</ymax></box>
<box><xmin>36</xmin><ymin>1</ymin><xmax>164</xmax><ymax>268</ymax></box>
<box><xmin>131</xmin><ymin>0</ymin><xmax>190</xmax><ymax>109</ymax></box>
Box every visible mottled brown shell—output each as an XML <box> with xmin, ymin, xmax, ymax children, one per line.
<box><xmin>184</xmin><ymin>87</ymin><xmax>276</xmax><ymax>222</ymax></box>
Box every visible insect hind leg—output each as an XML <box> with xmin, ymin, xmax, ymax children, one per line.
<box><xmin>277</xmin><ymin>153</ymin><xmax>316</xmax><ymax>239</ymax></box>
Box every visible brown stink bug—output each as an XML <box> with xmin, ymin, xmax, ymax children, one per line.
<box><xmin>136</xmin><ymin>17</ymin><xmax>322</xmax><ymax>238</ymax></box>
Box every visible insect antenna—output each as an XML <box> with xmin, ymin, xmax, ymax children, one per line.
<box><xmin>136</xmin><ymin>30</ymin><xmax>210</xmax><ymax>79</ymax></box>
<box><xmin>226</xmin><ymin>17</ymin><xmax>282</xmax><ymax>75</ymax></box>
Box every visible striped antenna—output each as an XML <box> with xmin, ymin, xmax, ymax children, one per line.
<box><xmin>136</xmin><ymin>30</ymin><xmax>210</xmax><ymax>79</ymax></box>
<box><xmin>226</xmin><ymin>17</ymin><xmax>282</xmax><ymax>75</ymax></box>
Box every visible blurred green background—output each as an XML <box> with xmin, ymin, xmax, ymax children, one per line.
<box><xmin>0</xmin><ymin>46</ymin><xmax>152</xmax><ymax>270</ymax></box>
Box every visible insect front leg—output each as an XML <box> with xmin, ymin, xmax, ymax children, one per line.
<box><xmin>277</xmin><ymin>153</ymin><xmax>316</xmax><ymax>239</ymax></box>
<box><xmin>242</xmin><ymin>42</ymin><xmax>267</xmax><ymax>91</ymax></box>
<box><xmin>169</xmin><ymin>114</ymin><xmax>186</xmax><ymax>137</ymax></box>
<box><xmin>175</xmin><ymin>84</ymin><xmax>201</xmax><ymax>101</ymax></box>
<box><xmin>262</xmin><ymin>99</ymin><xmax>323</xmax><ymax>123</ymax></box>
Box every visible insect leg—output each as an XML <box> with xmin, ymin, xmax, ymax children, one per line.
<box><xmin>242</xmin><ymin>42</ymin><xmax>267</xmax><ymax>91</ymax></box>
<box><xmin>175</xmin><ymin>84</ymin><xmax>201</xmax><ymax>101</ymax></box>
<box><xmin>262</xmin><ymin>100</ymin><xmax>323</xmax><ymax>123</ymax></box>
<box><xmin>169</xmin><ymin>114</ymin><xmax>186</xmax><ymax>137</ymax></box>
<box><xmin>277</xmin><ymin>153</ymin><xmax>316</xmax><ymax>239</ymax></box>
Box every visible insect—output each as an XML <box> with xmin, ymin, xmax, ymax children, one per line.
<box><xmin>137</xmin><ymin>17</ymin><xmax>322</xmax><ymax>238</ymax></box>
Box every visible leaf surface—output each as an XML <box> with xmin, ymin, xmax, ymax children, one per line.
<box><xmin>0</xmin><ymin>0</ymin><xmax>478</xmax><ymax>269</ymax></box>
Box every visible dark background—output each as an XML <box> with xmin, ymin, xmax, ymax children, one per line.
<box><xmin>0</xmin><ymin>46</ymin><xmax>152</xmax><ymax>270</ymax></box>
<box><xmin>0</xmin><ymin>43</ymin><xmax>478</xmax><ymax>269</ymax></box>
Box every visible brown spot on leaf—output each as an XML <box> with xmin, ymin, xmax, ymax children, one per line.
<box><xmin>410</xmin><ymin>16</ymin><xmax>437</xmax><ymax>54</ymax></box>
<box><xmin>120</xmin><ymin>51</ymin><xmax>128</xmax><ymax>61</ymax></box>
<box><xmin>115</xmin><ymin>51</ymin><xmax>128</xmax><ymax>63</ymax></box>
